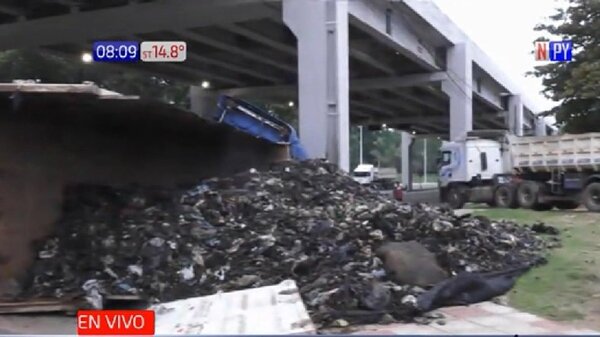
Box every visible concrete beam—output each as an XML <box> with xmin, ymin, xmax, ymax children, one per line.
<box><xmin>359</xmin><ymin>91</ymin><xmax>422</xmax><ymax>113</ymax></box>
<box><xmin>393</xmin><ymin>88</ymin><xmax>446</xmax><ymax>112</ymax></box>
<box><xmin>472</xmin><ymin>73</ymin><xmax>504</xmax><ymax>111</ymax></box>
<box><xmin>129</xmin><ymin>33</ymin><xmax>277</xmax><ymax>85</ymax></box>
<box><xmin>473</xmin><ymin>91</ymin><xmax>503</xmax><ymax>111</ymax></box>
<box><xmin>186</xmin><ymin>52</ymin><xmax>283</xmax><ymax>84</ymax></box>
<box><xmin>348</xmin><ymin>0</ymin><xmax>439</xmax><ymax>71</ymax></box>
<box><xmin>359</xmin><ymin>115</ymin><xmax>448</xmax><ymax>125</ymax></box>
<box><xmin>223</xmin><ymin>22</ymin><xmax>406</xmax><ymax>78</ymax></box>
<box><xmin>356</xmin><ymin>72</ymin><xmax>447</xmax><ymax>90</ymax></box>
<box><xmin>220</xmin><ymin>23</ymin><xmax>296</xmax><ymax>55</ymax></box>
<box><xmin>220</xmin><ymin>72</ymin><xmax>448</xmax><ymax>98</ymax></box>
<box><xmin>351</xmin><ymin>47</ymin><xmax>397</xmax><ymax>74</ymax></box>
<box><xmin>175</xmin><ymin>30</ymin><xmax>296</xmax><ymax>74</ymax></box>
<box><xmin>0</xmin><ymin>0</ymin><xmax>276</xmax><ymax>49</ymax></box>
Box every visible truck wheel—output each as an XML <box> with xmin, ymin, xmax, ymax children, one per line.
<box><xmin>582</xmin><ymin>182</ymin><xmax>600</xmax><ymax>212</ymax></box>
<box><xmin>447</xmin><ymin>186</ymin><xmax>466</xmax><ymax>209</ymax></box>
<box><xmin>494</xmin><ymin>185</ymin><xmax>518</xmax><ymax>208</ymax></box>
<box><xmin>517</xmin><ymin>181</ymin><xmax>540</xmax><ymax>209</ymax></box>
<box><xmin>554</xmin><ymin>201</ymin><xmax>579</xmax><ymax>210</ymax></box>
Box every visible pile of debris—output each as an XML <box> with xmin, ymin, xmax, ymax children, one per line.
<box><xmin>20</xmin><ymin>160</ymin><xmax>559</xmax><ymax>326</ymax></box>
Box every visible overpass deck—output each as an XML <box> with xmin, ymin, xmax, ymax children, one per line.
<box><xmin>0</xmin><ymin>0</ymin><xmax>551</xmax><ymax>169</ymax></box>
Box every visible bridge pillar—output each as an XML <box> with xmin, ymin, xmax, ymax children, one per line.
<box><xmin>189</xmin><ymin>86</ymin><xmax>219</xmax><ymax>119</ymax></box>
<box><xmin>508</xmin><ymin>94</ymin><xmax>524</xmax><ymax>136</ymax></box>
<box><xmin>535</xmin><ymin>117</ymin><xmax>547</xmax><ymax>136</ymax></box>
<box><xmin>283</xmin><ymin>0</ymin><xmax>350</xmax><ymax>171</ymax></box>
<box><xmin>401</xmin><ymin>131</ymin><xmax>414</xmax><ymax>191</ymax></box>
<box><xmin>442</xmin><ymin>43</ymin><xmax>472</xmax><ymax>141</ymax></box>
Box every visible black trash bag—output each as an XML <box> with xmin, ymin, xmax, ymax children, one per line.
<box><xmin>416</xmin><ymin>264</ymin><xmax>532</xmax><ymax>312</ymax></box>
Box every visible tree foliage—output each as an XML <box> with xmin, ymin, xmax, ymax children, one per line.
<box><xmin>531</xmin><ymin>0</ymin><xmax>600</xmax><ymax>133</ymax></box>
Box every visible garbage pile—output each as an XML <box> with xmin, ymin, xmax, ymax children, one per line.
<box><xmin>21</xmin><ymin>160</ymin><xmax>559</xmax><ymax>326</ymax></box>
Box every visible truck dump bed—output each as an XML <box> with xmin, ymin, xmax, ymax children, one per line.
<box><xmin>0</xmin><ymin>82</ymin><xmax>289</xmax><ymax>291</ymax></box>
<box><xmin>508</xmin><ymin>133</ymin><xmax>600</xmax><ymax>172</ymax></box>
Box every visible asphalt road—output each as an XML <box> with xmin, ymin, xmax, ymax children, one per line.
<box><xmin>403</xmin><ymin>188</ymin><xmax>440</xmax><ymax>204</ymax></box>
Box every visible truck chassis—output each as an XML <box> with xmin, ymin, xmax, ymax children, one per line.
<box><xmin>441</xmin><ymin>170</ymin><xmax>600</xmax><ymax>212</ymax></box>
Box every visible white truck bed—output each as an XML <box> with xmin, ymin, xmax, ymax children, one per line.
<box><xmin>508</xmin><ymin>133</ymin><xmax>600</xmax><ymax>172</ymax></box>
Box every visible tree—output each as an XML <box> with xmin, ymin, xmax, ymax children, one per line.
<box><xmin>0</xmin><ymin>50</ymin><xmax>77</xmax><ymax>83</ymax></box>
<box><xmin>531</xmin><ymin>0</ymin><xmax>600</xmax><ymax>133</ymax></box>
<box><xmin>0</xmin><ymin>50</ymin><xmax>190</xmax><ymax>108</ymax></box>
<box><xmin>369</xmin><ymin>129</ymin><xmax>401</xmax><ymax>167</ymax></box>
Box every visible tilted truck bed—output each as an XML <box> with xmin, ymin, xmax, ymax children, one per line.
<box><xmin>507</xmin><ymin>133</ymin><xmax>600</xmax><ymax>172</ymax></box>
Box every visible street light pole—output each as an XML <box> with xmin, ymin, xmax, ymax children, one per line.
<box><xmin>423</xmin><ymin>138</ymin><xmax>427</xmax><ymax>184</ymax></box>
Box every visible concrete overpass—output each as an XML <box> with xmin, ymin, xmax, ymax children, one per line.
<box><xmin>0</xmin><ymin>0</ymin><xmax>551</xmax><ymax>172</ymax></box>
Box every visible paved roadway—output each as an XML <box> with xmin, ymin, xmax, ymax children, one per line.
<box><xmin>403</xmin><ymin>188</ymin><xmax>440</xmax><ymax>204</ymax></box>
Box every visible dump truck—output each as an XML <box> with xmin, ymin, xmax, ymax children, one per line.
<box><xmin>438</xmin><ymin>130</ymin><xmax>600</xmax><ymax>211</ymax></box>
<box><xmin>212</xmin><ymin>95</ymin><xmax>308</xmax><ymax>160</ymax></box>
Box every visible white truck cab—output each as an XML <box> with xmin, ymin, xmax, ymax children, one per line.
<box><xmin>439</xmin><ymin>138</ymin><xmax>505</xmax><ymax>188</ymax></box>
<box><xmin>438</xmin><ymin>137</ymin><xmax>509</xmax><ymax>209</ymax></box>
<box><xmin>352</xmin><ymin>164</ymin><xmax>378</xmax><ymax>185</ymax></box>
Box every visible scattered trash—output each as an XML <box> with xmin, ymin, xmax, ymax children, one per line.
<box><xmin>416</xmin><ymin>264</ymin><xmax>532</xmax><ymax>312</ymax></box>
<box><xmin>19</xmin><ymin>160</ymin><xmax>558</xmax><ymax>327</ymax></box>
<box><xmin>530</xmin><ymin>222</ymin><xmax>560</xmax><ymax>235</ymax></box>
<box><xmin>82</xmin><ymin>279</ymin><xmax>103</xmax><ymax>309</ymax></box>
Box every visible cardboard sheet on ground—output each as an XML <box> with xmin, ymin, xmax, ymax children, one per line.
<box><xmin>152</xmin><ymin>279</ymin><xmax>315</xmax><ymax>335</ymax></box>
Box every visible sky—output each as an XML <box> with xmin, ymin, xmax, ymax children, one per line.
<box><xmin>431</xmin><ymin>0</ymin><xmax>565</xmax><ymax>113</ymax></box>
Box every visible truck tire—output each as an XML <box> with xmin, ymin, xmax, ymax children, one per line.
<box><xmin>447</xmin><ymin>186</ymin><xmax>467</xmax><ymax>209</ymax></box>
<box><xmin>517</xmin><ymin>181</ymin><xmax>541</xmax><ymax>209</ymax></box>
<box><xmin>582</xmin><ymin>182</ymin><xmax>600</xmax><ymax>212</ymax></box>
<box><xmin>554</xmin><ymin>201</ymin><xmax>579</xmax><ymax>210</ymax></box>
<box><xmin>494</xmin><ymin>185</ymin><xmax>518</xmax><ymax>208</ymax></box>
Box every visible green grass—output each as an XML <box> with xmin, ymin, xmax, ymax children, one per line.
<box><xmin>471</xmin><ymin>207</ymin><xmax>600</xmax><ymax>326</ymax></box>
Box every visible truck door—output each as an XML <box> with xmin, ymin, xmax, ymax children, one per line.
<box><xmin>439</xmin><ymin>149</ymin><xmax>458</xmax><ymax>187</ymax></box>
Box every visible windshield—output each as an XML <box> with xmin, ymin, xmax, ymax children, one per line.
<box><xmin>440</xmin><ymin>151</ymin><xmax>452</xmax><ymax>166</ymax></box>
<box><xmin>353</xmin><ymin>171</ymin><xmax>371</xmax><ymax>177</ymax></box>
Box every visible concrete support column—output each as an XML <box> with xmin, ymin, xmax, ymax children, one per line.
<box><xmin>190</xmin><ymin>86</ymin><xmax>219</xmax><ymax>119</ymax></box>
<box><xmin>401</xmin><ymin>131</ymin><xmax>414</xmax><ymax>191</ymax></box>
<box><xmin>442</xmin><ymin>43</ymin><xmax>473</xmax><ymax>141</ymax></box>
<box><xmin>283</xmin><ymin>0</ymin><xmax>350</xmax><ymax>171</ymax></box>
<box><xmin>535</xmin><ymin>117</ymin><xmax>547</xmax><ymax>136</ymax></box>
<box><xmin>508</xmin><ymin>94</ymin><xmax>524</xmax><ymax>136</ymax></box>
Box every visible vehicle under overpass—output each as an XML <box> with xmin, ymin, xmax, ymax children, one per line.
<box><xmin>0</xmin><ymin>0</ymin><xmax>552</xmax><ymax>174</ymax></box>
